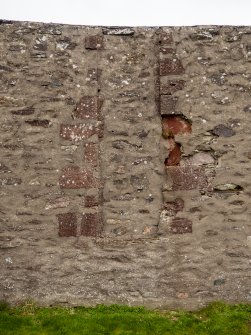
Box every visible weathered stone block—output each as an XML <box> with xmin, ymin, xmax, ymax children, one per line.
<box><xmin>209</xmin><ymin>73</ymin><xmax>226</xmax><ymax>86</ymax></box>
<box><xmin>73</xmin><ymin>96</ymin><xmax>98</xmax><ymax>119</ymax></box>
<box><xmin>59</xmin><ymin>166</ymin><xmax>99</xmax><ymax>189</ymax></box>
<box><xmin>243</xmin><ymin>105</ymin><xmax>251</xmax><ymax>113</ymax></box>
<box><xmin>214</xmin><ymin>278</ymin><xmax>225</xmax><ymax>286</ymax></box>
<box><xmin>60</xmin><ymin>124</ymin><xmax>97</xmax><ymax>141</ymax></box>
<box><xmin>190</xmin><ymin>31</ymin><xmax>215</xmax><ymax>41</ymax></box>
<box><xmin>164</xmin><ymin>198</ymin><xmax>184</xmax><ymax>215</ymax></box>
<box><xmin>214</xmin><ymin>183</ymin><xmax>243</xmax><ymax>192</ymax></box>
<box><xmin>160</xmin><ymin>95</ymin><xmax>178</xmax><ymax>115</ymax></box>
<box><xmin>84</xmin><ymin>143</ymin><xmax>99</xmax><ymax>167</ymax></box>
<box><xmin>160</xmin><ymin>80</ymin><xmax>186</xmax><ymax>95</ymax></box>
<box><xmin>85</xmin><ymin>35</ymin><xmax>104</xmax><ymax>50</ymax></box>
<box><xmin>84</xmin><ymin>195</ymin><xmax>100</xmax><ymax>208</ymax></box>
<box><xmin>11</xmin><ymin>107</ymin><xmax>35</xmax><ymax>115</ymax></box>
<box><xmin>25</xmin><ymin>119</ymin><xmax>51</xmax><ymax>127</ymax></box>
<box><xmin>45</xmin><ymin>197</ymin><xmax>70</xmax><ymax>210</ymax></box>
<box><xmin>169</xmin><ymin>218</ymin><xmax>192</xmax><ymax>234</ymax></box>
<box><xmin>81</xmin><ymin>212</ymin><xmax>103</xmax><ymax>236</ymax></box>
<box><xmin>56</xmin><ymin>36</ymin><xmax>77</xmax><ymax>50</ymax></box>
<box><xmin>38</xmin><ymin>24</ymin><xmax>62</xmax><ymax>35</ymax></box>
<box><xmin>160</xmin><ymin>59</ymin><xmax>184</xmax><ymax>76</ymax></box>
<box><xmin>211</xmin><ymin>124</ymin><xmax>235</xmax><ymax>137</ymax></box>
<box><xmin>57</xmin><ymin>212</ymin><xmax>77</xmax><ymax>237</ymax></box>
<box><xmin>167</xmin><ymin>166</ymin><xmax>209</xmax><ymax>191</ymax></box>
<box><xmin>102</xmin><ymin>27</ymin><xmax>134</xmax><ymax>35</ymax></box>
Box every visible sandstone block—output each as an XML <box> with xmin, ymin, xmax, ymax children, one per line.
<box><xmin>73</xmin><ymin>96</ymin><xmax>99</xmax><ymax>119</ymax></box>
<box><xmin>60</xmin><ymin>124</ymin><xmax>97</xmax><ymax>141</ymax></box>
<box><xmin>84</xmin><ymin>143</ymin><xmax>99</xmax><ymax>167</ymax></box>
<box><xmin>85</xmin><ymin>35</ymin><xmax>104</xmax><ymax>50</ymax></box>
<box><xmin>170</xmin><ymin>218</ymin><xmax>192</xmax><ymax>234</ymax></box>
<box><xmin>81</xmin><ymin>212</ymin><xmax>103</xmax><ymax>237</ymax></box>
<box><xmin>84</xmin><ymin>195</ymin><xmax>100</xmax><ymax>208</ymax></box>
<box><xmin>59</xmin><ymin>166</ymin><xmax>99</xmax><ymax>189</ymax></box>
<box><xmin>160</xmin><ymin>95</ymin><xmax>178</xmax><ymax>115</ymax></box>
<box><xmin>57</xmin><ymin>212</ymin><xmax>77</xmax><ymax>237</ymax></box>
<box><xmin>167</xmin><ymin>166</ymin><xmax>209</xmax><ymax>191</ymax></box>
<box><xmin>160</xmin><ymin>58</ymin><xmax>184</xmax><ymax>76</ymax></box>
<box><xmin>160</xmin><ymin>80</ymin><xmax>186</xmax><ymax>95</ymax></box>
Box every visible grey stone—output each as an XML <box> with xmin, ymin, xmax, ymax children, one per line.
<box><xmin>102</xmin><ymin>27</ymin><xmax>134</xmax><ymax>35</ymax></box>
<box><xmin>214</xmin><ymin>279</ymin><xmax>225</xmax><ymax>286</ymax></box>
<box><xmin>211</xmin><ymin>124</ymin><xmax>236</xmax><ymax>137</ymax></box>
<box><xmin>243</xmin><ymin>105</ymin><xmax>251</xmax><ymax>113</ymax></box>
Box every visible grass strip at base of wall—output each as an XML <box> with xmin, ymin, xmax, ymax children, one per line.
<box><xmin>0</xmin><ymin>301</ymin><xmax>250</xmax><ymax>335</ymax></box>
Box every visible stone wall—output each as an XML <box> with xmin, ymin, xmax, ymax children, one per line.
<box><xmin>0</xmin><ymin>20</ymin><xmax>250</xmax><ymax>310</ymax></box>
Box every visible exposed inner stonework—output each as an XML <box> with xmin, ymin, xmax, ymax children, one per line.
<box><xmin>0</xmin><ymin>21</ymin><xmax>251</xmax><ymax>309</ymax></box>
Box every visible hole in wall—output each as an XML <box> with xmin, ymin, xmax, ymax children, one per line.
<box><xmin>162</xmin><ymin>114</ymin><xmax>192</xmax><ymax>138</ymax></box>
<box><xmin>161</xmin><ymin>114</ymin><xmax>192</xmax><ymax>167</ymax></box>
<box><xmin>164</xmin><ymin>140</ymin><xmax>182</xmax><ymax>166</ymax></box>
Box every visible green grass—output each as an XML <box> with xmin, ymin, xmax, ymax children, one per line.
<box><xmin>0</xmin><ymin>301</ymin><xmax>250</xmax><ymax>335</ymax></box>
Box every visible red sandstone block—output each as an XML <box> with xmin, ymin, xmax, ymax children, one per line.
<box><xmin>59</xmin><ymin>166</ymin><xmax>99</xmax><ymax>189</ymax></box>
<box><xmin>60</xmin><ymin>124</ymin><xmax>97</xmax><ymax>141</ymax></box>
<box><xmin>84</xmin><ymin>143</ymin><xmax>99</xmax><ymax>167</ymax></box>
<box><xmin>160</xmin><ymin>58</ymin><xmax>184</xmax><ymax>76</ymax></box>
<box><xmin>165</xmin><ymin>138</ymin><xmax>181</xmax><ymax>166</ymax></box>
<box><xmin>85</xmin><ymin>35</ymin><xmax>104</xmax><ymax>50</ymax></box>
<box><xmin>160</xmin><ymin>80</ymin><xmax>186</xmax><ymax>95</ymax></box>
<box><xmin>164</xmin><ymin>198</ymin><xmax>184</xmax><ymax>215</ymax></box>
<box><xmin>167</xmin><ymin>166</ymin><xmax>209</xmax><ymax>191</ymax></box>
<box><xmin>170</xmin><ymin>218</ymin><xmax>192</xmax><ymax>234</ymax></box>
<box><xmin>81</xmin><ymin>212</ymin><xmax>103</xmax><ymax>237</ymax></box>
<box><xmin>160</xmin><ymin>95</ymin><xmax>178</xmax><ymax>115</ymax></box>
<box><xmin>162</xmin><ymin>115</ymin><xmax>192</xmax><ymax>137</ymax></box>
<box><xmin>73</xmin><ymin>96</ymin><xmax>98</xmax><ymax>119</ymax></box>
<box><xmin>57</xmin><ymin>212</ymin><xmax>77</xmax><ymax>237</ymax></box>
<box><xmin>85</xmin><ymin>195</ymin><xmax>100</xmax><ymax>207</ymax></box>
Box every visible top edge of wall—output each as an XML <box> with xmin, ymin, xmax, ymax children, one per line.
<box><xmin>1</xmin><ymin>19</ymin><xmax>251</xmax><ymax>29</ymax></box>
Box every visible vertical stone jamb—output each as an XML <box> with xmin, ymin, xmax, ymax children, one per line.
<box><xmin>156</xmin><ymin>28</ymin><xmax>193</xmax><ymax>235</ymax></box>
<box><xmin>57</xmin><ymin>33</ymin><xmax>104</xmax><ymax>237</ymax></box>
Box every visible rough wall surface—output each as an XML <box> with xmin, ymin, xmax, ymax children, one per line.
<box><xmin>0</xmin><ymin>21</ymin><xmax>251</xmax><ymax>310</ymax></box>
